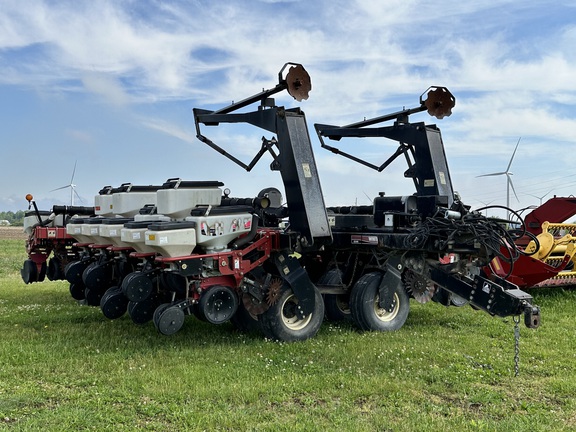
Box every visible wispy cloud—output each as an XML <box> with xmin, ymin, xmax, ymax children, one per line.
<box><xmin>0</xmin><ymin>0</ymin><xmax>575</xmax><ymax>211</ymax></box>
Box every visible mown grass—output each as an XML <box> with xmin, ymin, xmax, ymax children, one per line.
<box><xmin>1</xmin><ymin>238</ymin><xmax>576</xmax><ymax>431</ymax></box>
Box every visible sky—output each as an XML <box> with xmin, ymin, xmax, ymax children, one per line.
<box><xmin>1</xmin><ymin>0</ymin><xmax>575</xmax><ymax>221</ymax></box>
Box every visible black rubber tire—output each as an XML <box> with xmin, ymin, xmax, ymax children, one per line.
<box><xmin>69</xmin><ymin>283</ymin><xmax>86</xmax><ymax>300</ymax></box>
<box><xmin>21</xmin><ymin>259</ymin><xmax>38</xmax><ymax>284</ymax></box>
<box><xmin>121</xmin><ymin>272</ymin><xmax>153</xmax><ymax>302</ymax></box>
<box><xmin>84</xmin><ymin>287</ymin><xmax>104</xmax><ymax>307</ymax></box>
<box><xmin>324</xmin><ymin>294</ymin><xmax>352</xmax><ymax>321</ymax></box>
<box><xmin>349</xmin><ymin>271</ymin><xmax>409</xmax><ymax>332</ymax></box>
<box><xmin>153</xmin><ymin>303</ymin><xmax>172</xmax><ymax>329</ymax></box>
<box><xmin>100</xmin><ymin>286</ymin><xmax>129</xmax><ymax>320</ymax></box>
<box><xmin>155</xmin><ymin>306</ymin><xmax>186</xmax><ymax>336</ymax></box>
<box><xmin>65</xmin><ymin>260</ymin><xmax>89</xmax><ymax>285</ymax></box>
<box><xmin>230</xmin><ymin>297</ymin><xmax>260</xmax><ymax>333</ymax></box>
<box><xmin>128</xmin><ymin>294</ymin><xmax>161</xmax><ymax>325</ymax></box>
<box><xmin>198</xmin><ymin>285</ymin><xmax>238</xmax><ymax>325</ymax></box>
<box><xmin>83</xmin><ymin>262</ymin><xmax>112</xmax><ymax>291</ymax></box>
<box><xmin>259</xmin><ymin>284</ymin><xmax>324</xmax><ymax>342</ymax></box>
<box><xmin>47</xmin><ymin>257</ymin><xmax>60</xmax><ymax>281</ymax></box>
<box><xmin>319</xmin><ymin>269</ymin><xmax>351</xmax><ymax>322</ymax></box>
<box><xmin>37</xmin><ymin>261</ymin><xmax>46</xmax><ymax>282</ymax></box>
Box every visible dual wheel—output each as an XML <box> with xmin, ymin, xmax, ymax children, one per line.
<box><xmin>21</xmin><ymin>259</ymin><xmax>46</xmax><ymax>284</ymax></box>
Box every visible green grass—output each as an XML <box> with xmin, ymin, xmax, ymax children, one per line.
<box><xmin>1</xmin><ymin>238</ymin><xmax>576</xmax><ymax>431</ymax></box>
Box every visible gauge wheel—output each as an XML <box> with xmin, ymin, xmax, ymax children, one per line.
<box><xmin>100</xmin><ymin>286</ymin><xmax>129</xmax><ymax>319</ymax></box>
<box><xmin>84</xmin><ymin>287</ymin><xmax>104</xmax><ymax>307</ymax></box>
<box><xmin>65</xmin><ymin>260</ymin><xmax>89</xmax><ymax>285</ymax></box>
<box><xmin>259</xmin><ymin>284</ymin><xmax>324</xmax><ymax>342</ymax></box>
<box><xmin>350</xmin><ymin>271</ymin><xmax>409</xmax><ymax>332</ymax></box>
<box><xmin>121</xmin><ymin>272</ymin><xmax>153</xmax><ymax>302</ymax></box>
<box><xmin>69</xmin><ymin>283</ymin><xmax>86</xmax><ymax>300</ymax></box>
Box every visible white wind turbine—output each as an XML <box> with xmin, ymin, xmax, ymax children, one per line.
<box><xmin>527</xmin><ymin>190</ymin><xmax>553</xmax><ymax>206</ymax></box>
<box><xmin>477</xmin><ymin>138</ymin><xmax>521</xmax><ymax>219</ymax></box>
<box><xmin>51</xmin><ymin>160</ymin><xmax>81</xmax><ymax>206</ymax></box>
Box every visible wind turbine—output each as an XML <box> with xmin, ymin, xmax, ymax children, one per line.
<box><xmin>477</xmin><ymin>138</ymin><xmax>521</xmax><ymax>219</ymax></box>
<box><xmin>526</xmin><ymin>190</ymin><xmax>552</xmax><ymax>206</ymax></box>
<box><xmin>51</xmin><ymin>160</ymin><xmax>81</xmax><ymax>206</ymax></box>
<box><xmin>477</xmin><ymin>199</ymin><xmax>495</xmax><ymax>216</ymax></box>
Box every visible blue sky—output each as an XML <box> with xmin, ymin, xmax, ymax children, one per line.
<box><xmin>1</xmin><ymin>0</ymin><xmax>575</xmax><ymax>218</ymax></box>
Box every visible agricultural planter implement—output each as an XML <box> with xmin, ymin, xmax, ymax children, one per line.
<box><xmin>190</xmin><ymin>62</ymin><xmax>540</xmax><ymax>340</ymax></box>
<box><xmin>21</xmin><ymin>194</ymin><xmax>94</xmax><ymax>284</ymax></box>
<box><xmin>19</xmin><ymin>63</ymin><xmax>543</xmax><ymax>351</ymax></box>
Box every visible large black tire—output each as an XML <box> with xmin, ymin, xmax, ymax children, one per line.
<box><xmin>349</xmin><ymin>271</ymin><xmax>409</xmax><ymax>332</ymax></box>
<box><xmin>230</xmin><ymin>297</ymin><xmax>260</xmax><ymax>333</ymax></box>
<box><xmin>259</xmin><ymin>284</ymin><xmax>324</xmax><ymax>342</ymax></box>
<box><xmin>319</xmin><ymin>269</ymin><xmax>351</xmax><ymax>322</ymax></box>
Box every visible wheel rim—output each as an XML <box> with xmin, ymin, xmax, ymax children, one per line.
<box><xmin>281</xmin><ymin>294</ymin><xmax>312</xmax><ymax>331</ymax></box>
<box><xmin>373</xmin><ymin>292</ymin><xmax>400</xmax><ymax>322</ymax></box>
<box><xmin>101</xmin><ymin>289</ymin><xmax>129</xmax><ymax>319</ymax></box>
<box><xmin>157</xmin><ymin>306</ymin><xmax>185</xmax><ymax>336</ymax></box>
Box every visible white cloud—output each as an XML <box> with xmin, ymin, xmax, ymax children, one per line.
<box><xmin>1</xmin><ymin>0</ymin><xmax>576</xmax><ymax>214</ymax></box>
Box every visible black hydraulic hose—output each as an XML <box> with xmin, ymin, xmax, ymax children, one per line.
<box><xmin>231</xmin><ymin>214</ymin><xmax>260</xmax><ymax>250</ymax></box>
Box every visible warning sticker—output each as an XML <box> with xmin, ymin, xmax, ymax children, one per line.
<box><xmin>439</xmin><ymin>171</ymin><xmax>446</xmax><ymax>185</ymax></box>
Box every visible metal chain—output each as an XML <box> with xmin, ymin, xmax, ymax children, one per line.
<box><xmin>513</xmin><ymin>315</ymin><xmax>521</xmax><ymax>377</ymax></box>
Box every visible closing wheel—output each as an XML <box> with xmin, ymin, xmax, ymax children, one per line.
<box><xmin>128</xmin><ymin>295</ymin><xmax>160</xmax><ymax>325</ymax></box>
<box><xmin>155</xmin><ymin>305</ymin><xmax>186</xmax><ymax>336</ymax></box>
<box><xmin>259</xmin><ymin>284</ymin><xmax>324</xmax><ymax>342</ymax></box>
<box><xmin>153</xmin><ymin>303</ymin><xmax>172</xmax><ymax>328</ymax></box>
<box><xmin>21</xmin><ymin>259</ymin><xmax>38</xmax><ymax>284</ymax></box>
<box><xmin>47</xmin><ymin>257</ymin><xmax>61</xmax><ymax>281</ymax></box>
<box><xmin>121</xmin><ymin>272</ymin><xmax>153</xmax><ymax>302</ymax></box>
<box><xmin>100</xmin><ymin>286</ymin><xmax>129</xmax><ymax>319</ymax></box>
<box><xmin>350</xmin><ymin>271</ymin><xmax>409</xmax><ymax>332</ymax></box>
<box><xmin>198</xmin><ymin>285</ymin><xmax>239</xmax><ymax>324</ymax></box>
<box><xmin>83</xmin><ymin>261</ymin><xmax>113</xmax><ymax>290</ymax></box>
<box><xmin>37</xmin><ymin>261</ymin><xmax>47</xmax><ymax>282</ymax></box>
<box><xmin>84</xmin><ymin>287</ymin><xmax>104</xmax><ymax>307</ymax></box>
<box><xmin>69</xmin><ymin>283</ymin><xmax>86</xmax><ymax>300</ymax></box>
<box><xmin>65</xmin><ymin>260</ymin><xmax>89</xmax><ymax>285</ymax></box>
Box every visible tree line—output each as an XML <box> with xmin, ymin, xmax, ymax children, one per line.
<box><xmin>0</xmin><ymin>211</ymin><xmax>25</xmax><ymax>226</ymax></box>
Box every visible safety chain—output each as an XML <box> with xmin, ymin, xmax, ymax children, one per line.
<box><xmin>513</xmin><ymin>315</ymin><xmax>521</xmax><ymax>377</ymax></box>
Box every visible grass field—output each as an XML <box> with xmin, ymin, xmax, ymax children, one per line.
<box><xmin>1</xmin><ymin>237</ymin><xmax>576</xmax><ymax>431</ymax></box>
